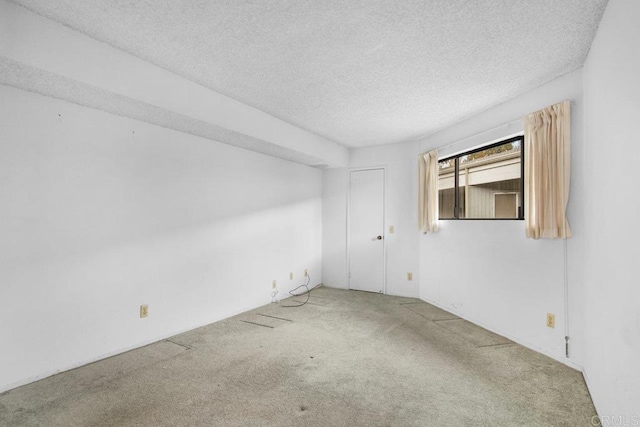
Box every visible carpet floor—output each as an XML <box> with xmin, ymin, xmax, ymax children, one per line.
<box><xmin>0</xmin><ymin>287</ymin><xmax>596</xmax><ymax>426</ymax></box>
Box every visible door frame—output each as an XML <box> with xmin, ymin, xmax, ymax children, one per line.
<box><xmin>346</xmin><ymin>166</ymin><xmax>387</xmax><ymax>294</ymax></box>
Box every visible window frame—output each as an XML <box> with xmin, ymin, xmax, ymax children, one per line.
<box><xmin>438</xmin><ymin>135</ymin><xmax>525</xmax><ymax>221</ymax></box>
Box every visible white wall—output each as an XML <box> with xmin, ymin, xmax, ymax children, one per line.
<box><xmin>582</xmin><ymin>0</ymin><xmax>640</xmax><ymax>417</ymax></box>
<box><xmin>322</xmin><ymin>142</ymin><xmax>421</xmax><ymax>298</ymax></box>
<box><xmin>322</xmin><ymin>68</ymin><xmax>586</xmax><ymax>365</ymax></box>
<box><xmin>0</xmin><ymin>85</ymin><xmax>323</xmax><ymax>392</ymax></box>
<box><xmin>418</xmin><ymin>69</ymin><xmax>585</xmax><ymax>367</ymax></box>
<box><xmin>322</xmin><ymin>168</ymin><xmax>349</xmax><ymax>289</ymax></box>
<box><xmin>322</xmin><ymin>1</ymin><xmax>640</xmax><ymax>412</ymax></box>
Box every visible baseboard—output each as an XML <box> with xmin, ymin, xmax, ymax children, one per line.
<box><xmin>1</xmin><ymin>334</ymin><xmax>179</xmax><ymax>394</ymax></box>
<box><xmin>320</xmin><ymin>282</ymin><xmax>348</xmax><ymax>290</ymax></box>
<box><xmin>0</xmin><ymin>298</ymin><xmax>274</xmax><ymax>394</ymax></box>
<box><xmin>419</xmin><ymin>296</ymin><xmax>583</xmax><ymax>371</ymax></box>
<box><xmin>2</xmin><ymin>289</ymin><xmax>586</xmax><ymax>394</ymax></box>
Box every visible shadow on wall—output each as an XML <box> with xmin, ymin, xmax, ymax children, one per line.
<box><xmin>0</xmin><ymin>83</ymin><xmax>322</xmax><ymax>272</ymax></box>
<box><xmin>0</xmin><ymin>84</ymin><xmax>324</xmax><ymax>392</ymax></box>
<box><xmin>0</xmin><ymin>197</ymin><xmax>323</xmax><ymax>392</ymax></box>
<box><xmin>1</xmin><ymin>196</ymin><xmax>324</xmax><ymax>310</ymax></box>
<box><xmin>1</xmin><ymin>149</ymin><xmax>321</xmax><ymax>269</ymax></box>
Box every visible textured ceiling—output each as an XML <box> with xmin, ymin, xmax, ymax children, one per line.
<box><xmin>0</xmin><ymin>57</ymin><xmax>331</xmax><ymax>168</ymax></box>
<box><xmin>10</xmin><ymin>0</ymin><xmax>608</xmax><ymax>148</ymax></box>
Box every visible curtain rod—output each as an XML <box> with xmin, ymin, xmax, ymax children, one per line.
<box><xmin>420</xmin><ymin>99</ymin><xmax>574</xmax><ymax>156</ymax></box>
<box><xmin>525</xmin><ymin>99</ymin><xmax>573</xmax><ymax>118</ymax></box>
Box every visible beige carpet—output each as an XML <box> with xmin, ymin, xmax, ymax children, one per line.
<box><xmin>0</xmin><ymin>287</ymin><xmax>595</xmax><ymax>426</ymax></box>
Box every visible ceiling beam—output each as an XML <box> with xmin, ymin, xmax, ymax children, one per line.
<box><xmin>0</xmin><ymin>0</ymin><xmax>348</xmax><ymax>168</ymax></box>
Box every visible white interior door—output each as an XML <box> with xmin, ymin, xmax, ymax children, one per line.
<box><xmin>349</xmin><ymin>168</ymin><xmax>385</xmax><ymax>293</ymax></box>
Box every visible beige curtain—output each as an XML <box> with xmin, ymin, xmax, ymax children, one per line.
<box><xmin>418</xmin><ymin>149</ymin><xmax>439</xmax><ymax>233</ymax></box>
<box><xmin>523</xmin><ymin>101</ymin><xmax>571</xmax><ymax>239</ymax></box>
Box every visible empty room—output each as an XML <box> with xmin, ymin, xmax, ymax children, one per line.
<box><xmin>1</xmin><ymin>0</ymin><xmax>638</xmax><ymax>425</ymax></box>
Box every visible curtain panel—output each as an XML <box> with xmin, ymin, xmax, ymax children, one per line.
<box><xmin>522</xmin><ymin>101</ymin><xmax>572</xmax><ymax>239</ymax></box>
<box><xmin>418</xmin><ymin>149</ymin><xmax>439</xmax><ymax>233</ymax></box>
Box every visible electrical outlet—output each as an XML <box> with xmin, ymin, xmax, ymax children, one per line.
<box><xmin>304</xmin><ymin>269</ymin><xmax>308</xmax><ymax>276</ymax></box>
<box><xmin>389</xmin><ymin>225</ymin><xmax>395</xmax><ymax>234</ymax></box>
<box><xmin>272</xmin><ymin>280</ymin><xmax>277</xmax><ymax>289</ymax></box>
<box><xmin>407</xmin><ymin>272</ymin><xmax>413</xmax><ymax>281</ymax></box>
<box><xmin>290</xmin><ymin>272</ymin><xmax>293</xmax><ymax>280</ymax></box>
<box><xmin>546</xmin><ymin>313</ymin><xmax>555</xmax><ymax>328</ymax></box>
<box><xmin>140</xmin><ymin>304</ymin><xmax>148</xmax><ymax>318</ymax></box>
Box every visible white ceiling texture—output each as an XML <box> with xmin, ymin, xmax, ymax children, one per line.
<box><xmin>9</xmin><ymin>0</ymin><xmax>608</xmax><ymax>151</ymax></box>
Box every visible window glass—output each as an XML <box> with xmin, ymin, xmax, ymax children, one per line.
<box><xmin>438</xmin><ymin>159</ymin><xmax>455</xmax><ymax>219</ymax></box>
<box><xmin>438</xmin><ymin>137</ymin><xmax>523</xmax><ymax>220</ymax></box>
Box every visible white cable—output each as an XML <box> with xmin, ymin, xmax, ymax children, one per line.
<box><xmin>564</xmin><ymin>235</ymin><xmax>570</xmax><ymax>358</ymax></box>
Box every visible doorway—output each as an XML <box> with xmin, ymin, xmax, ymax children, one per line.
<box><xmin>348</xmin><ymin>168</ymin><xmax>385</xmax><ymax>293</ymax></box>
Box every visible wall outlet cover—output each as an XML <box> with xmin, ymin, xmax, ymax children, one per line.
<box><xmin>140</xmin><ymin>304</ymin><xmax>148</xmax><ymax>318</ymax></box>
<box><xmin>546</xmin><ymin>313</ymin><xmax>555</xmax><ymax>328</ymax></box>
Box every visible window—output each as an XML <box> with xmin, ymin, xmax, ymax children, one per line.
<box><xmin>438</xmin><ymin>135</ymin><xmax>524</xmax><ymax>220</ymax></box>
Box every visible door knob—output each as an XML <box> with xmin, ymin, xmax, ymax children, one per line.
<box><xmin>376</xmin><ymin>235</ymin><xmax>383</xmax><ymax>240</ymax></box>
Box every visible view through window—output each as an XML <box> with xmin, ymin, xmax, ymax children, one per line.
<box><xmin>438</xmin><ymin>135</ymin><xmax>524</xmax><ymax>220</ymax></box>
